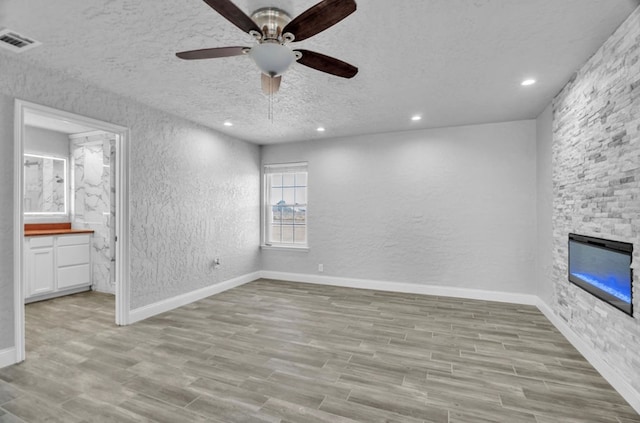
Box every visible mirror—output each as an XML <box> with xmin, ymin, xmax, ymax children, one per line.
<box><xmin>24</xmin><ymin>153</ymin><xmax>67</xmax><ymax>214</ymax></box>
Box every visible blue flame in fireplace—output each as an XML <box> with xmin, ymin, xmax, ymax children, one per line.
<box><xmin>569</xmin><ymin>239</ymin><xmax>632</xmax><ymax>307</ymax></box>
<box><xmin>570</xmin><ymin>272</ymin><xmax>631</xmax><ymax>304</ymax></box>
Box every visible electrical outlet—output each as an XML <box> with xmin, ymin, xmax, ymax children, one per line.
<box><xmin>214</xmin><ymin>258</ymin><xmax>221</xmax><ymax>269</ymax></box>
<box><xmin>318</xmin><ymin>264</ymin><xmax>324</xmax><ymax>272</ymax></box>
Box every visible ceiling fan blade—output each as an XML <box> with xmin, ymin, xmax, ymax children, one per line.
<box><xmin>176</xmin><ymin>46</ymin><xmax>248</xmax><ymax>60</ymax></box>
<box><xmin>283</xmin><ymin>0</ymin><xmax>356</xmax><ymax>42</ymax></box>
<box><xmin>201</xmin><ymin>0</ymin><xmax>261</xmax><ymax>34</ymax></box>
<box><xmin>295</xmin><ymin>49</ymin><xmax>358</xmax><ymax>78</ymax></box>
<box><xmin>261</xmin><ymin>74</ymin><xmax>282</xmax><ymax>94</ymax></box>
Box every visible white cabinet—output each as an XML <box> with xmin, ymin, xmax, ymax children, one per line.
<box><xmin>25</xmin><ymin>237</ymin><xmax>55</xmax><ymax>296</ymax></box>
<box><xmin>24</xmin><ymin>233</ymin><xmax>92</xmax><ymax>302</ymax></box>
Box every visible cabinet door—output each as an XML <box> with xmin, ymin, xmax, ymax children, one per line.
<box><xmin>26</xmin><ymin>247</ymin><xmax>55</xmax><ymax>297</ymax></box>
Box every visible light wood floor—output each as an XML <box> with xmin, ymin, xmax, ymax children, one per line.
<box><xmin>0</xmin><ymin>279</ymin><xmax>638</xmax><ymax>423</ymax></box>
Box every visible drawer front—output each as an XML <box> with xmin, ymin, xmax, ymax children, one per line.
<box><xmin>57</xmin><ymin>244</ymin><xmax>90</xmax><ymax>267</ymax></box>
<box><xmin>57</xmin><ymin>264</ymin><xmax>91</xmax><ymax>289</ymax></box>
<box><xmin>57</xmin><ymin>234</ymin><xmax>90</xmax><ymax>246</ymax></box>
<box><xmin>28</xmin><ymin>236</ymin><xmax>54</xmax><ymax>248</ymax></box>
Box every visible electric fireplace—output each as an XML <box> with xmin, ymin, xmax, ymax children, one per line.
<box><xmin>568</xmin><ymin>233</ymin><xmax>633</xmax><ymax>316</ymax></box>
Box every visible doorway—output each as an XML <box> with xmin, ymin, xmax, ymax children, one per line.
<box><xmin>13</xmin><ymin>100</ymin><xmax>130</xmax><ymax>363</ymax></box>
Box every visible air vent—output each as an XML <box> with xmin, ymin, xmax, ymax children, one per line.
<box><xmin>0</xmin><ymin>29</ymin><xmax>41</xmax><ymax>53</ymax></box>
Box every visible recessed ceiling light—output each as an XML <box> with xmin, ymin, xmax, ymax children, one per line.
<box><xmin>521</xmin><ymin>79</ymin><xmax>536</xmax><ymax>86</ymax></box>
<box><xmin>317</xmin><ymin>127</ymin><xmax>325</xmax><ymax>132</ymax></box>
<box><xmin>223</xmin><ymin>121</ymin><xmax>233</xmax><ymax>127</ymax></box>
<box><xmin>411</xmin><ymin>115</ymin><xmax>422</xmax><ymax>121</ymax></box>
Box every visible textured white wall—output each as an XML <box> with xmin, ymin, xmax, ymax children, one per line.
<box><xmin>536</xmin><ymin>104</ymin><xmax>554</xmax><ymax>304</ymax></box>
<box><xmin>262</xmin><ymin>121</ymin><xmax>538</xmax><ymax>294</ymax></box>
<box><xmin>0</xmin><ymin>53</ymin><xmax>261</xmax><ymax>350</ymax></box>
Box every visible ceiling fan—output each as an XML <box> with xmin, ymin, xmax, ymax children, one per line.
<box><xmin>176</xmin><ymin>0</ymin><xmax>358</xmax><ymax>94</ymax></box>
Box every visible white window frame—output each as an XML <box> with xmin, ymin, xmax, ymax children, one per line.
<box><xmin>262</xmin><ymin>162</ymin><xmax>309</xmax><ymax>250</ymax></box>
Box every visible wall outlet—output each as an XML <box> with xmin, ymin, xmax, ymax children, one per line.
<box><xmin>318</xmin><ymin>264</ymin><xmax>324</xmax><ymax>272</ymax></box>
<box><xmin>214</xmin><ymin>258</ymin><xmax>221</xmax><ymax>269</ymax></box>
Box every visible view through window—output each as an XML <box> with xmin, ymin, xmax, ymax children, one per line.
<box><xmin>264</xmin><ymin>163</ymin><xmax>307</xmax><ymax>247</ymax></box>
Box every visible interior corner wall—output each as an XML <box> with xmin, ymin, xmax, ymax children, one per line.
<box><xmin>550</xmin><ymin>6</ymin><xmax>640</xmax><ymax>394</ymax></box>
<box><xmin>536</xmin><ymin>103</ymin><xmax>554</xmax><ymax>305</ymax></box>
<box><xmin>261</xmin><ymin>120</ymin><xmax>538</xmax><ymax>295</ymax></box>
<box><xmin>0</xmin><ymin>53</ymin><xmax>261</xmax><ymax>351</ymax></box>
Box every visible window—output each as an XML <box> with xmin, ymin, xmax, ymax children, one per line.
<box><xmin>263</xmin><ymin>162</ymin><xmax>308</xmax><ymax>248</ymax></box>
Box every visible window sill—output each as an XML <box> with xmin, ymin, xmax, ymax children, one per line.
<box><xmin>260</xmin><ymin>245</ymin><xmax>309</xmax><ymax>252</ymax></box>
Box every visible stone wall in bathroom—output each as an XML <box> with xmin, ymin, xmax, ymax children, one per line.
<box><xmin>71</xmin><ymin>131</ymin><xmax>115</xmax><ymax>294</ymax></box>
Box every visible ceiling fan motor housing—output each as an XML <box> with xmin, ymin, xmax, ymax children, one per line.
<box><xmin>251</xmin><ymin>8</ymin><xmax>292</xmax><ymax>41</ymax></box>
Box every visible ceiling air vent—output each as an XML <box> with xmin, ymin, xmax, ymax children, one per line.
<box><xmin>0</xmin><ymin>29</ymin><xmax>41</xmax><ymax>53</ymax></box>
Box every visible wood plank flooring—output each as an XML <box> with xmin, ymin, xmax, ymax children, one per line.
<box><xmin>1</xmin><ymin>279</ymin><xmax>638</xmax><ymax>422</ymax></box>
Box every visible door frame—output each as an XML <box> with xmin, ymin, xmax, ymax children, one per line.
<box><xmin>13</xmin><ymin>99</ymin><xmax>131</xmax><ymax>363</ymax></box>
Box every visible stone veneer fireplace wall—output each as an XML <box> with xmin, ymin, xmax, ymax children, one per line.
<box><xmin>551</xmin><ymin>6</ymin><xmax>640</xmax><ymax>394</ymax></box>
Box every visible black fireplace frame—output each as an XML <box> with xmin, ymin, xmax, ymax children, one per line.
<box><xmin>568</xmin><ymin>233</ymin><xmax>634</xmax><ymax>317</ymax></box>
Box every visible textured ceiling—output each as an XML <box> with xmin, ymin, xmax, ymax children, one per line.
<box><xmin>1</xmin><ymin>0</ymin><xmax>638</xmax><ymax>144</ymax></box>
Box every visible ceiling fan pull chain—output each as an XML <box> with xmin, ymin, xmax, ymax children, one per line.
<box><xmin>269</xmin><ymin>81</ymin><xmax>274</xmax><ymax>123</ymax></box>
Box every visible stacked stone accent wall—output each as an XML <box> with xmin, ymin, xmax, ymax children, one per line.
<box><xmin>552</xmin><ymin>7</ymin><xmax>640</xmax><ymax>392</ymax></box>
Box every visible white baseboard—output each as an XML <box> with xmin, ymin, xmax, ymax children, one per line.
<box><xmin>259</xmin><ymin>271</ymin><xmax>538</xmax><ymax>305</ymax></box>
<box><xmin>536</xmin><ymin>299</ymin><xmax>640</xmax><ymax>414</ymax></box>
<box><xmin>129</xmin><ymin>271</ymin><xmax>261</xmax><ymax>324</ymax></box>
<box><xmin>0</xmin><ymin>347</ymin><xmax>17</xmax><ymax>369</ymax></box>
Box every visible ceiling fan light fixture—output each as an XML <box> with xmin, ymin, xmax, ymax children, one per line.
<box><xmin>249</xmin><ymin>43</ymin><xmax>297</xmax><ymax>77</ymax></box>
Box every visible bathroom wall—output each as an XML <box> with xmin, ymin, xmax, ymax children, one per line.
<box><xmin>71</xmin><ymin>132</ymin><xmax>115</xmax><ymax>294</ymax></box>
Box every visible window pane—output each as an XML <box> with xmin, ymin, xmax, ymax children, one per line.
<box><xmin>271</xmin><ymin>206</ymin><xmax>282</xmax><ymax>223</ymax></box>
<box><xmin>295</xmin><ymin>172</ymin><xmax>307</xmax><ymax>186</ymax></box>
<box><xmin>270</xmin><ymin>225</ymin><xmax>282</xmax><ymax>243</ymax></box>
<box><xmin>294</xmin><ymin>207</ymin><xmax>306</xmax><ymax>224</ymax></box>
<box><xmin>293</xmin><ymin>226</ymin><xmax>306</xmax><ymax>244</ymax></box>
<box><xmin>281</xmin><ymin>225</ymin><xmax>294</xmax><ymax>243</ymax></box>
<box><xmin>294</xmin><ymin>187</ymin><xmax>306</xmax><ymax>204</ymax></box>
<box><xmin>271</xmin><ymin>173</ymin><xmax>283</xmax><ymax>187</ymax></box>
<box><xmin>282</xmin><ymin>187</ymin><xmax>295</xmax><ymax>205</ymax></box>
<box><xmin>282</xmin><ymin>173</ymin><xmax>295</xmax><ymax>187</ymax></box>
<box><xmin>270</xmin><ymin>187</ymin><xmax>283</xmax><ymax>204</ymax></box>
<box><xmin>281</xmin><ymin>205</ymin><xmax>294</xmax><ymax>224</ymax></box>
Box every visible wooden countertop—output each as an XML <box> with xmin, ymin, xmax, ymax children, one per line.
<box><xmin>24</xmin><ymin>223</ymin><xmax>94</xmax><ymax>237</ymax></box>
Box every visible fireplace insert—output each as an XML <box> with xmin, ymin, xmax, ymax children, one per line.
<box><xmin>568</xmin><ymin>233</ymin><xmax>633</xmax><ymax>316</ymax></box>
